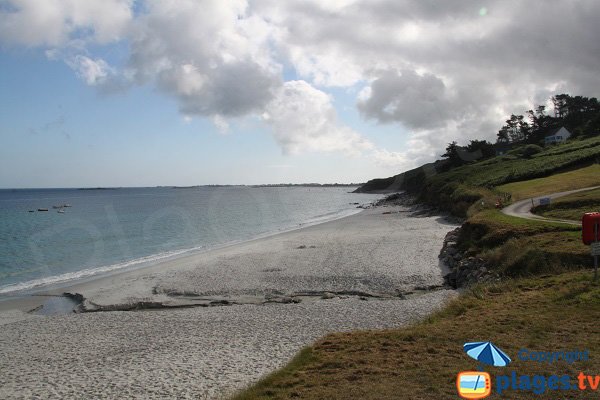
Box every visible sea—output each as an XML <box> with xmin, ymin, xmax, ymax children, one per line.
<box><xmin>0</xmin><ymin>186</ymin><xmax>382</xmax><ymax>296</ymax></box>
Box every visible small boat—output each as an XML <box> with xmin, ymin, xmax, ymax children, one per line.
<box><xmin>57</xmin><ymin>209</ymin><xmax>65</xmax><ymax>214</ymax></box>
<box><xmin>28</xmin><ymin>210</ymin><xmax>35</xmax><ymax>213</ymax></box>
<box><xmin>63</xmin><ymin>204</ymin><xmax>72</xmax><ymax>207</ymax></box>
<box><xmin>37</xmin><ymin>208</ymin><xmax>48</xmax><ymax>212</ymax></box>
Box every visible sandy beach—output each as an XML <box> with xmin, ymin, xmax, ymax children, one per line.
<box><xmin>0</xmin><ymin>206</ymin><xmax>458</xmax><ymax>399</ymax></box>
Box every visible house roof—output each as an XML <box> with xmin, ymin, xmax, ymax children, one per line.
<box><xmin>545</xmin><ymin>126</ymin><xmax>570</xmax><ymax>138</ymax></box>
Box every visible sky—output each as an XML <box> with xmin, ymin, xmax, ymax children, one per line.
<box><xmin>1</xmin><ymin>1</ymin><xmax>600</xmax><ymax>188</ymax></box>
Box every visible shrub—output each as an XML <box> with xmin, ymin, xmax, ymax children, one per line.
<box><xmin>507</xmin><ymin>144</ymin><xmax>543</xmax><ymax>159</ymax></box>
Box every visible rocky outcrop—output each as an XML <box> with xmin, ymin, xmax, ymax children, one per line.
<box><xmin>440</xmin><ymin>227</ymin><xmax>500</xmax><ymax>288</ymax></box>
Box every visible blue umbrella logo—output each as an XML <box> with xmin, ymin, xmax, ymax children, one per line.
<box><xmin>463</xmin><ymin>341</ymin><xmax>511</xmax><ymax>369</ymax></box>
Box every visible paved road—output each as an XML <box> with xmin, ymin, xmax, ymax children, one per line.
<box><xmin>501</xmin><ymin>186</ymin><xmax>600</xmax><ymax>225</ymax></box>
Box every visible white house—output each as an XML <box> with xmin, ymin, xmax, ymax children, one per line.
<box><xmin>544</xmin><ymin>127</ymin><xmax>572</xmax><ymax>145</ymax></box>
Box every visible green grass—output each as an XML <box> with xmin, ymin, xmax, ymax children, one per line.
<box><xmin>497</xmin><ymin>165</ymin><xmax>600</xmax><ymax>201</ymax></box>
<box><xmin>232</xmin><ymin>271</ymin><xmax>600</xmax><ymax>400</ymax></box>
<box><xmin>421</xmin><ymin>137</ymin><xmax>600</xmax><ymax>216</ymax></box>
<box><xmin>440</xmin><ymin>136</ymin><xmax>600</xmax><ymax>188</ymax></box>
<box><xmin>461</xmin><ymin>210</ymin><xmax>587</xmax><ymax>277</ymax></box>
<box><xmin>233</xmin><ymin>152</ymin><xmax>600</xmax><ymax>400</ymax></box>
<box><xmin>533</xmin><ymin>187</ymin><xmax>600</xmax><ymax>220</ymax></box>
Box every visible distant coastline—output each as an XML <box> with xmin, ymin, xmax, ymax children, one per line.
<box><xmin>77</xmin><ymin>187</ymin><xmax>121</xmax><ymax>191</ymax></box>
<box><xmin>250</xmin><ymin>183</ymin><xmax>362</xmax><ymax>188</ymax></box>
<box><xmin>172</xmin><ymin>183</ymin><xmax>363</xmax><ymax>189</ymax></box>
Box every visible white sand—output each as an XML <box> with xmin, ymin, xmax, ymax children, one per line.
<box><xmin>0</xmin><ymin>207</ymin><xmax>458</xmax><ymax>399</ymax></box>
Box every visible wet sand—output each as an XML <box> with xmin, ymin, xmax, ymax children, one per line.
<box><xmin>0</xmin><ymin>206</ymin><xmax>458</xmax><ymax>399</ymax></box>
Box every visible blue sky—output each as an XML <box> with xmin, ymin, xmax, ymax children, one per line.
<box><xmin>0</xmin><ymin>38</ymin><xmax>409</xmax><ymax>188</ymax></box>
<box><xmin>2</xmin><ymin>1</ymin><xmax>599</xmax><ymax>188</ymax></box>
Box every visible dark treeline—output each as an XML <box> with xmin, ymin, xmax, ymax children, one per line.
<box><xmin>497</xmin><ymin>94</ymin><xmax>600</xmax><ymax>144</ymax></box>
<box><xmin>440</xmin><ymin>94</ymin><xmax>600</xmax><ymax>171</ymax></box>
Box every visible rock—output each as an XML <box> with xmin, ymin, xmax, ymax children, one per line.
<box><xmin>321</xmin><ymin>292</ymin><xmax>336</xmax><ymax>300</ymax></box>
<box><xmin>210</xmin><ymin>300</ymin><xmax>230</xmax><ymax>306</ymax></box>
<box><xmin>296</xmin><ymin>245</ymin><xmax>307</xmax><ymax>249</ymax></box>
<box><xmin>279</xmin><ymin>296</ymin><xmax>300</xmax><ymax>304</ymax></box>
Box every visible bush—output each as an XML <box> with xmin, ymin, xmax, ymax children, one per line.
<box><xmin>482</xmin><ymin>239</ymin><xmax>560</xmax><ymax>276</ymax></box>
<box><xmin>507</xmin><ymin>144</ymin><xmax>543</xmax><ymax>159</ymax></box>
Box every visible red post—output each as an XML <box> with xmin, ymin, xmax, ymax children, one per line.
<box><xmin>595</xmin><ymin>223</ymin><xmax>598</xmax><ymax>281</ymax></box>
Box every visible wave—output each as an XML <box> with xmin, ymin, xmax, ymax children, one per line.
<box><xmin>0</xmin><ymin>248</ymin><xmax>196</xmax><ymax>295</ymax></box>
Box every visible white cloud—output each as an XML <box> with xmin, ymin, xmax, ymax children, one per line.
<box><xmin>5</xmin><ymin>0</ymin><xmax>600</xmax><ymax>170</ymax></box>
<box><xmin>357</xmin><ymin>69</ymin><xmax>456</xmax><ymax>129</ymax></box>
<box><xmin>0</xmin><ymin>0</ymin><xmax>133</xmax><ymax>47</ymax></box>
<box><xmin>212</xmin><ymin>115</ymin><xmax>230</xmax><ymax>135</ymax></box>
<box><xmin>66</xmin><ymin>55</ymin><xmax>112</xmax><ymax>85</ymax></box>
<box><xmin>372</xmin><ymin>149</ymin><xmax>409</xmax><ymax>168</ymax></box>
<box><xmin>252</xmin><ymin>0</ymin><xmax>600</xmax><ymax>151</ymax></box>
<box><xmin>371</xmin><ymin>131</ymin><xmax>440</xmax><ymax>172</ymax></box>
<box><xmin>263</xmin><ymin>80</ymin><xmax>373</xmax><ymax>155</ymax></box>
<box><xmin>125</xmin><ymin>0</ymin><xmax>281</xmax><ymax>117</ymax></box>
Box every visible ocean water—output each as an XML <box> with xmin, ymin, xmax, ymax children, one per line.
<box><xmin>0</xmin><ymin>186</ymin><xmax>382</xmax><ymax>295</ymax></box>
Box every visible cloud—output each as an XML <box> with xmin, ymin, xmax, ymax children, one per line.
<box><xmin>212</xmin><ymin>115</ymin><xmax>229</xmax><ymax>134</ymax></box>
<box><xmin>263</xmin><ymin>80</ymin><xmax>374</xmax><ymax>155</ymax></box>
<box><xmin>357</xmin><ymin>69</ymin><xmax>456</xmax><ymax>129</ymax></box>
<box><xmin>0</xmin><ymin>0</ymin><xmax>133</xmax><ymax>47</ymax></box>
<box><xmin>256</xmin><ymin>1</ymin><xmax>600</xmax><ymax>130</ymax></box>
<box><xmin>5</xmin><ymin>0</ymin><xmax>600</xmax><ymax>168</ymax></box>
<box><xmin>66</xmin><ymin>55</ymin><xmax>112</xmax><ymax>85</ymax></box>
<box><xmin>123</xmin><ymin>0</ymin><xmax>281</xmax><ymax>117</ymax></box>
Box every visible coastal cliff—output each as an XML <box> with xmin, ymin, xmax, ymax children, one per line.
<box><xmin>353</xmin><ymin>162</ymin><xmax>438</xmax><ymax>194</ymax></box>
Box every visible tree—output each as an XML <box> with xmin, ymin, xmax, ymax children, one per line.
<box><xmin>552</xmin><ymin>94</ymin><xmax>570</xmax><ymax>118</ymax></box>
<box><xmin>441</xmin><ymin>141</ymin><xmax>463</xmax><ymax>168</ymax></box>
<box><xmin>517</xmin><ymin>114</ymin><xmax>531</xmax><ymax>141</ymax></box>
<box><xmin>527</xmin><ymin>109</ymin><xmax>538</xmax><ymax>132</ymax></box>
<box><xmin>497</xmin><ymin>127</ymin><xmax>510</xmax><ymax>143</ymax></box>
<box><xmin>536</xmin><ymin>105</ymin><xmax>546</xmax><ymax>117</ymax></box>
<box><xmin>467</xmin><ymin>140</ymin><xmax>495</xmax><ymax>159</ymax></box>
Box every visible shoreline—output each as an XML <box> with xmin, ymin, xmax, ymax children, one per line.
<box><xmin>0</xmin><ymin>202</ymin><xmax>459</xmax><ymax>399</ymax></box>
<box><xmin>0</xmin><ymin>206</ymin><xmax>371</xmax><ymax>312</ymax></box>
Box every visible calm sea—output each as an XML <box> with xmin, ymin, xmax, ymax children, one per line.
<box><xmin>0</xmin><ymin>186</ymin><xmax>381</xmax><ymax>295</ymax></box>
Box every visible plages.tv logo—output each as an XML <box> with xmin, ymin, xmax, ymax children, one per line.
<box><xmin>456</xmin><ymin>341</ymin><xmax>511</xmax><ymax>399</ymax></box>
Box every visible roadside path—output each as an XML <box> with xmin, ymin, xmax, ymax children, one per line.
<box><xmin>501</xmin><ymin>186</ymin><xmax>600</xmax><ymax>225</ymax></box>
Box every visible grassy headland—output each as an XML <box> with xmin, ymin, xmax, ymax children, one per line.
<box><xmin>421</xmin><ymin>136</ymin><xmax>600</xmax><ymax>217</ymax></box>
<box><xmin>234</xmin><ymin>135</ymin><xmax>600</xmax><ymax>399</ymax></box>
